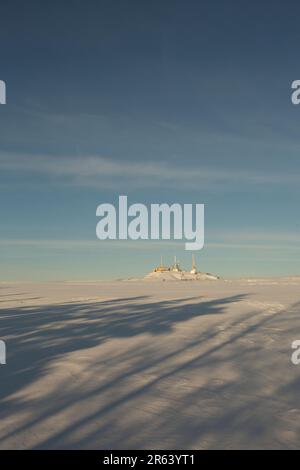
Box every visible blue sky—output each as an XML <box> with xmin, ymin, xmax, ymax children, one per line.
<box><xmin>0</xmin><ymin>0</ymin><xmax>300</xmax><ymax>280</ymax></box>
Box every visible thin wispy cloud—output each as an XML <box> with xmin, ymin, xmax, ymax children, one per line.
<box><xmin>1</xmin><ymin>230</ymin><xmax>299</xmax><ymax>251</ymax></box>
<box><xmin>0</xmin><ymin>152</ymin><xmax>299</xmax><ymax>190</ymax></box>
<box><xmin>220</xmin><ymin>231</ymin><xmax>300</xmax><ymax>244</ymax></box>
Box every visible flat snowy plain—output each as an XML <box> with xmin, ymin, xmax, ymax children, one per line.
<box><xmin>0</xmin><ymin>278</ymin><xmax>300</xmax><ymax>449</ymax></box>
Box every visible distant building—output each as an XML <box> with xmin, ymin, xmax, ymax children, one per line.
<box><xmin>171</xmin><ymin>256</ymin><xmax>182</xmax><ymax>272</ymax></box>
<box><xmin>147</xmin><ymin>255</ymin><xmax>219</xmax><ymax>281</ymax></box>
<box><xmin>153</xmin><ymin>255</ymin><xmax>197</xmax><ymax>274</ymax></box>
<box><xmin>190</xmin><ymin>255</ymin><xmax>197</xmax><ymax>274</ymax></box>
<box><xmin>153</xmin><ymin>256</ymin><xmax>170</xmax><ymax>273</ymax></box>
